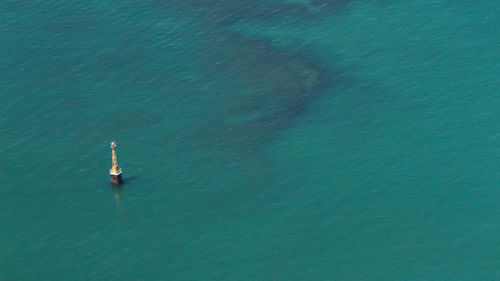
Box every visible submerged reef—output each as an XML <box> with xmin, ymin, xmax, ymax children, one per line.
<box><xmin>205</xmin><ymin>33</ymin><xmax>328</xmax><ymax>147</ymax></box>
<box><xmin>145</xmin><ymin>0</ymin><xmax>351</xmax><ymax>150</ymax></box>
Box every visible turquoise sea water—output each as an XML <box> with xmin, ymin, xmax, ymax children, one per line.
<box><xmin>1</xmin><ymin>1</ymin><xmax>500</xmax><ymax>280</ymax></box>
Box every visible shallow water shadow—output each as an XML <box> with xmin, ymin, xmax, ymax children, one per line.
<box><xmin>183</xmin><ymin>32</ymin><xmax>335</xmax><ymax>153</ymax></box>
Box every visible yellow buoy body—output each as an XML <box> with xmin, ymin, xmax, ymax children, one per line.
<box><xmin>110</xmin><ymin>141</ymin><xmax>123</xmax><ymax>185</ymax></box>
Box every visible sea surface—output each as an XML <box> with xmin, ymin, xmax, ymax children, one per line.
<box><xmin>1</xmin><ymin>1</ymin><xmax>500</xmax><ymax>280</ymax></box>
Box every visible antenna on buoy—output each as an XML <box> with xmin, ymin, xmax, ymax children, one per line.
<box><xmin>110</xmin><ymin>141</ymin><xmax>123</xmax><ymax>185</ymax></box>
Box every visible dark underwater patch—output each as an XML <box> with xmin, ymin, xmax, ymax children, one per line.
<box><xmin>141</xmin><ymin>0</ymin><xmax>352</xmax><ymax>150</ymax></box>
<box><xmin>185</xmin><ymin>31</ymin><xmax>331</xmax><ymax>150</ymax></box>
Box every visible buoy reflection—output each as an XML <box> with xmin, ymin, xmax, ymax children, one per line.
<box><xmin>112</xmin><ymin>186</ymin><xmax>124</xmax><ymax>216</ymax></box>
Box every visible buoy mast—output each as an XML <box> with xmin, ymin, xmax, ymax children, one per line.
<box><xmin>110</xmin><ymin>141</ymin><xmax>123</xmax><ymax>185</ymax></box>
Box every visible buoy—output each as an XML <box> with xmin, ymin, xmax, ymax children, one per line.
<box><xmin>110</xmin><ymin>141</ymin><xmax>123</xmax><ymax>185</ymax></box>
